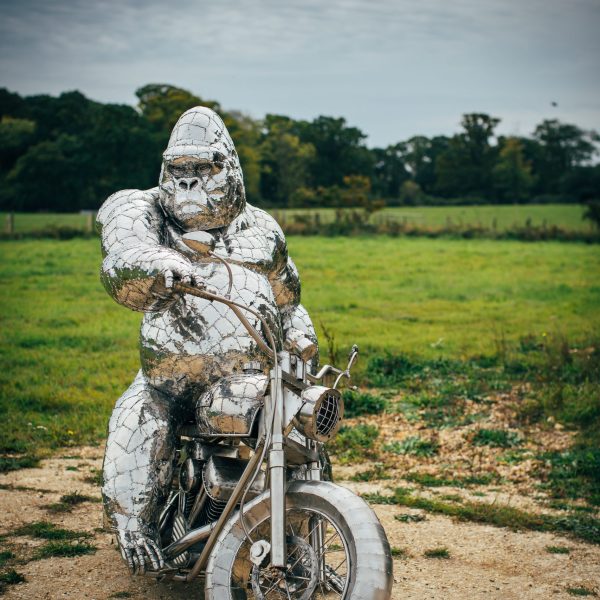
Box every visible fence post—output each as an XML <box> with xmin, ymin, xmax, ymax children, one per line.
<box><xmin>6</xmin><ymin>213</ymin><xmax>14</xmax><ymax>235</ymax></box>
<box><xmin>86</xmin><ymin>212</ymin><xmax>94</xmax><ymax>233</ymax></box>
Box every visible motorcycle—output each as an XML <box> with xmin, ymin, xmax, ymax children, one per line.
<box><xmin>139</xmin><ymin>238</ymin><xmax>393</xmax><ymax>599</ymax></box>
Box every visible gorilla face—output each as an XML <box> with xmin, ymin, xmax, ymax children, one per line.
<box><xmin>159</xmin><ymin>151</ymin><xmax>245</xmax><ymax>232</ymax></box>
<box><xmin>158</xmin><ymin>106</ymin><xmax>246</xmax><ymax>232</ymax></box>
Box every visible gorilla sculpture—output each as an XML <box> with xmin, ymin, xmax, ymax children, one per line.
<box><xmin>97</xmin><ymin>107</ymin><xmax>318</xmax><ymax>571</ymax></box>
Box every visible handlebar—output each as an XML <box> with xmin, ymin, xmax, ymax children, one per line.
<box><xmin>173</xmin><ymin>282</ymin><xmax>276</xmax><ymax>360</ymax></box>
<box><xmin>173</xmin><ymin>280</ymin><xmax>358</xmax><ymax>388</ymax></box>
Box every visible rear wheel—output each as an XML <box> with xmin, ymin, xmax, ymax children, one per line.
<box><xmin>205</xmin><ymin>480</ymin><xmax>392</xmax><ymax>599</ymax></box>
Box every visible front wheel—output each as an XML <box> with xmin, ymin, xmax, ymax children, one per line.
<box><xmin>205</xmin><ymin>480</ymin><xmax>393</xmax><ymax>599</ymax></box>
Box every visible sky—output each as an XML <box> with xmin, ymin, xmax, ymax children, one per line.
<box><xmin>0</xmin><ymin>0</ymin><xmax>598</xmax><ymax>147</ymax></box>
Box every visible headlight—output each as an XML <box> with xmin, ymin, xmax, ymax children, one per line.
<box><xmin>294</xmin><ymin>386</ymin><xmax>344</xmax><ymax>443</ymax></box>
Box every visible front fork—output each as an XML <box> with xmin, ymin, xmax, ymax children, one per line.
<box><xmin>268</xmin><ymin>365</ymin><xmax>287</xmax><ymax>568</ymax></box>
<box><xmin>268</xmin><ymin>360</ymin><xmax>326</xmax><ymax>577</ymax></box>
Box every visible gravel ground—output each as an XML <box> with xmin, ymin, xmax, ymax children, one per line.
<box><xmin>0</xmin><ymin>447</ymin><xmax>598</xmax><ymax>599</ymax></box>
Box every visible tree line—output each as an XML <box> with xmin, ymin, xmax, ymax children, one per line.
<box><xmin>0</xmin><ymin>84</ymin><xmax>598</xmax><ymax>213</ymax></box>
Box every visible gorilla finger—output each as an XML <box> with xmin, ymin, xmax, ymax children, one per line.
<box><xmin>147</xmin><ymin>539</ymin><xmax>165</xmax><ymax>569</ymax></box>
<box><xmin>164</xmin><ymin>269</ymin><xmax>174</xmax><ymax>289</ymax></box>
<box><xmin>135</xmin><ymin>546</ymin><xmax>146</xmax><ymax>574</ymax></box>
<box><xmin>124</xmin><ymin>549</ymin><xmax>135</xmax><ymax>573</ymax></box>
<box><xmin>131</xmin><ymin>552</ymin><xmax>140</xmax><ymax>574</ymax></box>
<box><xmin>143</xmin><ymin>540</ymin><xmax>161</xmax><ymax>571</ymax></box>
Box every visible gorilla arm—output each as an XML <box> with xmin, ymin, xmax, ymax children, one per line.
<box><xmin>97</xmin><ymin>188</ymin><xmax>202</xmax><ymax>312</ymax></box>
<box><xmin>227</xmin><ymin>207</ymin><xmax>319</xmax><ymax>361</ymax></box>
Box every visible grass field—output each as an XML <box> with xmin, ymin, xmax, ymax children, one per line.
<box><xmin>274</xmin><ymin>204</ymin><xmax>591</xmax><ymax>231</ymax></box>
<box><xmin>1</xmin><ymin>236</ymin><xmax>598</xmax><ymax>457</ymax></box>
<box><xmin>1</xmin><ymin>204</ymin><xmax>592</xmax><ymax>233</ymax></box>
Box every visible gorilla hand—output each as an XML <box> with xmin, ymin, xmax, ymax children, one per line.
<box><xmin>117</xmin><ymin>529</ymin><xmax>165</xmax><ymax>575</ymax></box>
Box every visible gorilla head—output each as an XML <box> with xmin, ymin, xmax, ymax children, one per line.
<box><xmin>159</xmin><ymin>107</ymin><xmax>245</xmax><ymax>231</ymax></box>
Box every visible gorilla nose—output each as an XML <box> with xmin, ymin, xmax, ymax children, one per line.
<box><xmin>177</xmin><ymin>178</ymin><xmax>200</xmax><ymax>191</ymax></box>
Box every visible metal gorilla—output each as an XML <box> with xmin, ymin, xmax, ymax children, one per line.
<box><xmin>97</xmin><ymin>107</ymin><xmax>318</xmax><ymax>573</ymax></box>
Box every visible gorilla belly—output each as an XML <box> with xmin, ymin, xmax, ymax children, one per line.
<box><xmin>140</xmin><ymin>262</ymin><xmax>281</xmax><ymax>400</ymax></box>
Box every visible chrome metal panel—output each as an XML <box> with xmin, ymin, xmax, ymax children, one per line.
<box><xmin>202</xmin><ymin>455</ymin><xmax>266</xmax><ymax>501</ymax></box>
<box><xmin>196</xmin><ymin>373</ymin><xmax>268</xmax><ymax>436</ymax></box>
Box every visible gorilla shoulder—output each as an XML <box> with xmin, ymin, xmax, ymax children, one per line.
<box><xmin>245</xmin><ymin>204</ymin><xmax>285</xmax><ymax>239</ymax></box>
<box><xmin>97</xmin><ymin>187</ymin><xmax>161</xmax><ymax>229</ymax></box>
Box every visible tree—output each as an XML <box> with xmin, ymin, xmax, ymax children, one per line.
<box><xmin>532</xmin><ymin>119</ymin><xmax>599</xmax><ymax>195</ymax></box>
<box><xmin>435</xmin><ymin>113</ymin><xmax>500</xmax><ymax>198</ymax></box>
<box><xmin>6</xmin><ymin>134</ymin><xmax>94</xmax><ymax>211</ymax></box>
<box><xmin>370</xmin><ymin>144</ymin><xmax>409</xmax><ymax>200</ymax></box>
<box><xmin>0</xmin><ymin>117</ymin><xmax>36</xmax><ymax>171</ymax></box>
<box><xmin>492</xmin><ymin>137</ymin><xmax>534</xmax><ymax>202</ymax></box>
<box><xmin>293</xmin><ymin>116</ymin><xmax>373</xmax><ymax>187</ymax></box>
<box><xmin>259</xmin><ymin>115</ymin><xmax>316</xmax><ymax>207</ymax></box>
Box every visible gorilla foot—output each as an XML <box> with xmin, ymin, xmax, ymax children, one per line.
<box><xmin>117</xmin><ymin>529</ymin><xmax>165</xmax><ymax>575</ymax></box>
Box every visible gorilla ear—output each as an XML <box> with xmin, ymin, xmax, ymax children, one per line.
<box><xmin>182</xmin><ymin>231</ymin><xmax>216</xmax><ymax>255</ymax></box>
<box><xmin>213</xmin><ymin>151</ymin><xmax>225</xmax><ymax>166</ymax></box>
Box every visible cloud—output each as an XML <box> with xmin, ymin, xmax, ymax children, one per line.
<box><xmin>0</xmin><ymin>0</ymin><xmax>598</xmax><ymax>145</ymax></box>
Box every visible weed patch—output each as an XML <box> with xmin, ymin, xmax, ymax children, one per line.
<box><xmin>471</xmin><ymin>428</ymin><xmax>522</xmax><ymax>448</ymax></box>
<box><xmin>0</xmin><ymin>569</ymin><xmax>25</xmax><ymax>585</ymax></box>
<box><xmin>390</xmin><ymin>547</ymin><xmax>409</xmax><ymax>559</ymax></box>
<box><xmin>0</xmin><ymin>551</ymin><xmax>15</xmax><ymax>566</ymax></box>
<box><xmin>363</xmin><ymin>488</ymin><xmax>600</xmax><ymax>545</ymax></box>
<box><xmin>14</xmin><ymin>521</ymin><xmax>92</xmax><ymax>541</ymax></box>
<box><xmin>45</xmin><ymin>492</ymin><xmax>100</xmax><ymax>513</ymax></box>
<box><xmin>350</xmin><ymin>463</ymin><xmax>390</xmax><ymax>482</ymax></box>
<box><xmin>545</xmin><ymin>545</ymin><xmax>570</xmax><ymax>554</ymax></box>
<box><xmin>566</xmin><ymin>587</ymin><xmax>596</xmax><ymax>597</ymax></box>
<box><xmin>394</xmin><ymin>513</ymin><xmax>426</xmax><ymax>523</ymax></box>
<box><xmin>0</xmin><ymin>455</ymin><xmax>39</xmax><ymax>473</ymax></box>
<box><xmin>33</xmin><ymin>541</ymin><xmax>96</xmax><ymax>560</ymax></box>
<box><xmin>424</xmin><ymin>547</ymin><xmax>450</xmax><ymax>559</ymax></box>
<box><xmin>329</xmin><ymin>424</ymin><xmax>379</xmax><ymax>463</ymax></box>
<box><xmin>342</xmin><ymin>390</ymin><xmax>387</xmax><ymax>418</ymax></box>
<box><xmin>404</xmin><ymin>472</ymin><xmax>495</xmax><ymax>488</ymax></box>
<box><xmin>384</xmin><ymin>436</ymin><xmax>439</xmax><ymax>457</ymax></box>
<box><xmin>83</xmin><ymin>468</ymin><xmax>103</xmax><ymax>486</ymax></box>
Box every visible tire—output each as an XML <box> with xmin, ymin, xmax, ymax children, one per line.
<box><xmin>205</xmin><ymin>480</ymin><xmax>393</xmax><ymax>599</ymax></box>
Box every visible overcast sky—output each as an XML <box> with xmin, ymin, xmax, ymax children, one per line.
<box><xmin>0</xmin><ymin>0</ymin><xmax>598</xmax><ymax>147</ymax></box>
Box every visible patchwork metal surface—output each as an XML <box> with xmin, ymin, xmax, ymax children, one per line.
<box><xmin>98</xmin><ymin>106</ymin><xmax>318</xmax><ymax>570</ymax></box>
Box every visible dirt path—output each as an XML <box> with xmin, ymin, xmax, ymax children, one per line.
<box><xmin>1</xmin><ymin>447</ymin><xmax>598</xmax><ymax>599</ymax></box>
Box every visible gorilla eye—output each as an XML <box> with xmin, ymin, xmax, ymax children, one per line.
<box><xmin>195</xmin><ymin>163</ymin><xmax>212</xmax><ymax>177</ymax></box>
<box><xmin>168</xmin><ymin>164</ymin><xmax>189</xmax><ymax>178</ymax></box>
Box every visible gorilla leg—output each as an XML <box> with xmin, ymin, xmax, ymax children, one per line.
<box><xmin>102</xmin><ymin>370</ymin><xmax>177</xmax><ymax>572</ymax></box>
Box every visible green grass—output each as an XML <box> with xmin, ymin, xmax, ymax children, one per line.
<box><xmin>0</xmin><ymin>236</ymin><xmax>599</xmax><ymax>461</ymax></box>
<box><xmin>390</xmin><ymin>547</ymin><xmax>409</xmax><ymax>558</ymax></box>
